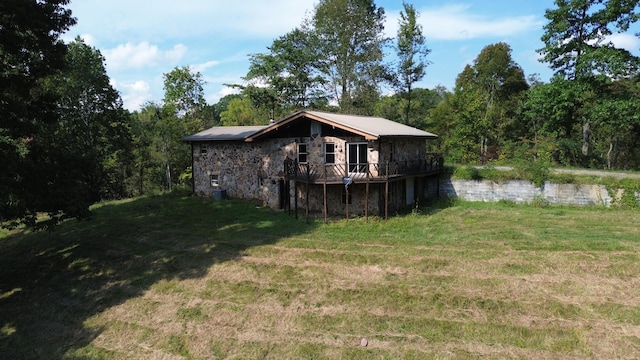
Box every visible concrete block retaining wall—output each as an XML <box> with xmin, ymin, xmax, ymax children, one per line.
<box><xmin>439</xmin><ymin>179</ymin><xmax>638</xmax><ymax>207</ymax></box>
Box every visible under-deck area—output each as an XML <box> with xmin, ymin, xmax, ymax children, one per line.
<box><xmin>284</xmin><ymin>154</ymin><xmax>443</xmax><ymax>222</ymax></box>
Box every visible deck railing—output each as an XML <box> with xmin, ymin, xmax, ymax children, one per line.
<box><xmin>285</xmin><ymin>154</ymin><xmax>443</xmax><ymax>182</ymax></box>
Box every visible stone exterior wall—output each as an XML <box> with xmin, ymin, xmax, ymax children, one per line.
<box><xmin>193</xmin><ymin>135</ymin><xmax>433</xmax><ymax>215</ymax></box>
<box><xmin>390</xmin><ymin>138</ymin><xmax>429</xmax><ymax>162</ymax></box>
<box><xmin>193</xmin><ymin>139</ymin><xmax>297</xmax><ymax>209</ymax></box>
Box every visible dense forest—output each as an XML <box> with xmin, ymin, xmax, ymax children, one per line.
<box><xmin>3</xmin><ymin>0</ymin><xmax>640</xmax><ymax>228</ymax></box>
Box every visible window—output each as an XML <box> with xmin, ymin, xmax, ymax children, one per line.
<box><xmin>311</xmin><ymin>121</ymin><xmax>322</xmax><ymax>137</ymax></box>
<box><xmin>324</xmin><ymin>142</ymin><xmax>335</xmax><ymax>164</ymax></box>
<box><xmin>200</xmin><ymin>144</ymin><xmax>208</xmax><ymax>154</ymax></box>
<box><xmin>347</xmin><ymin>143</ymin><xmax>368</xmax><ymax>173</ymax></box>
<box><xmin>210</xmin><ymin>174</ymin><xmax>219</xmax><ymax>187</ymax></box>
<box><xmin>297</xmin><ymin>143</ymin><xmax>308</xmax><ymax>163</ymax></box>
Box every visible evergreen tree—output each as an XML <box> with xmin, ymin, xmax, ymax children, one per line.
<box><xmin>533</xmin><ymin>0</ymin><xmax>640</xmax><ymax>165</ymax></box>
<box><xmin>539</xmin><ymin>0</ymin><xmax>640</xmax><ymax>80</ymax></box>
<box><xmin>394</xmin><ymin>2</ymin><xmax>431</xmax><ymax>125</ymax></box>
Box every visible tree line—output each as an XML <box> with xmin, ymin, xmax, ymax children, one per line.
<box><xmin>2</xmin><ymin>0</ymin><xmax>640</xmax><ymax>228</ymax></box>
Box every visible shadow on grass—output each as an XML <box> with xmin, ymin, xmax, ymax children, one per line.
<box><xmin>0</xmin><ymin>193</ymin><xmax>316</xmax><ymax>359</ymax></box>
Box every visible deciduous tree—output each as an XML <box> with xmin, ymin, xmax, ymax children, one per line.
<box><xmin>159</xmin><ymin>67</ymin><xmax>209</xmax><ymax>190</ymax></box>
<box><xmin>438</xmin><ymin>43</ymin><xmax>528</xmax><ymax>163</ymax></box>
<box><xmin>220</xmin><ymin>98</ymin><xmax>261</xmax><ymax>126</ymax></box>
<box><xmin>310</xmin><ymin>0</ymin><xmax>388</xmax><ymax>113</ymax></box>
<box><xmin>394</xmin><ymin>2</ymin><xmax>430</xmax><ymax>125</ymax></box>
<box><xmin>1</xmin><ymin>0</ymin><xmax>78</xmax><ymax>228</ymax></box>
<box><xmin>47</xmin><ymin>37</ymin><xmax>132</xmax><ymax>200</ymax></box>
<box><xmin>245</xmin><ymin>28</ymin><xmax>327</xmax><ymax>117</ymax></box>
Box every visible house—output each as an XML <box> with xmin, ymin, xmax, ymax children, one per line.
<box><xmin>182</xmin><ymin>110</ymin><xmax>442</xmax><ymax>221</ymax></box>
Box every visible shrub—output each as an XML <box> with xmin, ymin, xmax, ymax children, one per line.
<box><xmin>453</xmin><ymin>166</ymin><xmax>482</xmax><ymax>180</ymax></box>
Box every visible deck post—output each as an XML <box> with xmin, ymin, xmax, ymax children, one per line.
<box><xmin>323</xmin><ymin>166</ymin><xmax>328</xmax><ymax>224</ymax></box>
<box><xmin>286</xmin><ymin>180</ymin><xmax>291</xmax><ymax>215</ymax></box>
<box><xmin>294</xmin><ymin>181</ymin><xmax>298</xmax><ymax>220</ymax></box>
<box><xmin>345</xmin><ymin>185</ymin><xmax>349</xmax><ymax>221</ymax></box>
<box><xmin>365</xmin><ymin>181</ymin><xmax>369</xmax><ymax>222</ymax></box>
<box><xmin>305</xmin><ymin>183</ymin><xmax>309</xmax><ymax>223</ymax></box>
<box><xmin>385</xmin><ymin>181</ymin><xmax>389</xmax><ymax>220</ymax></box>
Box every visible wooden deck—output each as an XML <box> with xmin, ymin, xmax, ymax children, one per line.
<box><xmin>285</xmin><ymin>154</ymin><xmax>443</xmax><ymax>184</ymax></box>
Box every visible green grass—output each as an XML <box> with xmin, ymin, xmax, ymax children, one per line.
<box><xmin>2</xmin><ymin>193</ymin><xmax>640</xmax><ymax>358</ymax></box>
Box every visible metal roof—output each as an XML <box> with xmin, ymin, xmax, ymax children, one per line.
<box><xmin>182</xmin><ymin>125</ymin><xmax>267</xmax><ymax>142</ymax></box>
<box><xmin>183</xmin><ymin>110</ymin><xmax>438</xmax><ymax>142</ymax></box>
<box><xmin>303</xmin><ymin>110</ymin><xmax>438</xmax><ymax>139</ymax></box>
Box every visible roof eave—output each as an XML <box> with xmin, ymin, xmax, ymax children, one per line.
<box><xmin>381</xmin><ymin>134</ymin><xmax>439</xmax><ymax>140</ymax></box>
<box><xmin>245</xmin><ymin>110</ymin><xmax>380</xmax><ymax>142</ymax></box>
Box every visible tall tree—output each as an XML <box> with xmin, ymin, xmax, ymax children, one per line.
<box><xmin>374</xmin><ymin>88</ymin><xmax>442</xmax><ymax>129</ymax></box>
<box><xmin>310</xmin><ymin>0</ymin><xmax>388</xmax><ymax>113</ymax></box>
<box><xmin>394</xmin><ymin>2</ymin><xmax>431</xmax><ymax>125</ymax></box>
<box><xmin>522</xmin><ymin>78</ymin><xmax>595</xmax><ymax>165</ymax></box>
<box><xmin>538</xmin><ymin>0</ymin><xmax>640</xmax><ymax>161</ymax></box>
<box><xmin>213</xmin><ymin>94</ymin><xmax>242</xmax><ymax>124</ymax></box>
<box><xmin>1</xmin><ymin>0</ymin><xmax>78</xmax><ymax>228</ymax></box>
<box><xmin>220</xmin><ymin>97</ymin><xmax>262</xmax><ymax>126</ymax></box>
<box><xmin>441</xmin><ymin>43</ymin><xmax>528</xmax><ymax>163</ymax></box>
<box><xmin>163</xmin><ymin>66</ymin><xmax>207</xmax><ymax>123</ymax></box>
<box><xmin>47</xmin><ymin>37</ymin><xmax>132</xmax><ymax>200</ymax></box>
<box><xmin>539</xmin><ymin>0</ymin><xmax>640</xmax><ymax>80</ymax></box>
<box><xmin>245</xmin><ymin>28</ymin><xmax>327</xmax><ymax>117</ymax></box>
<box><xmin>130</xmin><ymin>106</ymin><xmax>153</xmax><ymax>196</ymax></box>
<box><xmin>158</xmin><ymin>67</ymin><xmax>208</xmax><ymax>190</ymax></box>
<box><xmin>589</xmin><ymin>78</ymin><xmax>640</xmax><ymax>168</ymax></box>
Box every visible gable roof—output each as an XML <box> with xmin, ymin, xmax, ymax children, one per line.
<box><xmin>246</xmin><ymin>110</ymin><xmax>437</xmax><ymax>141</ymax></box>
<box><xmin>182</xmin><ymin>110</ymin><xmax>438</xmax><ymax>143</ymax></box>
<box><xmin>182</xmin><ymin>125</ymin><xmax>267</xmax><ymax>142</ymax></box>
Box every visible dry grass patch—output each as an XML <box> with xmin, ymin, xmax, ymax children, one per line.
<box><xmin>2</xmin><ymin>196</ymin><xmax>640</xmax><ymax>358</ymax></box>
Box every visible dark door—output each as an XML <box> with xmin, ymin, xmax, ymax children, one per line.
<box><xmin>279</xmin><ymin>179</ymin><xmax>287</xmax><ymax>210</ymax></box>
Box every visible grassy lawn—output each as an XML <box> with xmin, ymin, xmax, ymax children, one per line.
<box><xmin>1</xmin><ymin>193</ymin><xmax>640</xmax><ymax>359</ymax></box>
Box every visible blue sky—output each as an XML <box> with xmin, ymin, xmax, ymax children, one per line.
<box><xmin>64</xmin><ymin>0</ymin><xmax>640</xmax><ymax>111</ymax></box>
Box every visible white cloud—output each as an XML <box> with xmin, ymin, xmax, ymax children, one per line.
<box><xmin>61</xmin><ymin>33</ymin><xmax>98</xmax><ymax>46</ymax></box>
<box><xmin>219</xmin><ymin>86</ymin><xmax>241</xmax><ymax>97</ymax></box>
<box><xmin>386</xmin><ymin>4</ymin><xmax>543</xmax><ymax>41</ymax></box>
<box><xmin>103</xmin><ymin>42</ymin><xmax>187</xmax><ymax>71</ymax></box>
<box><xmin>79</xmin><ymin>33</ymin><xmax>98</xmax><ymax>46</ymax></box>
<box><xmin>192</xmin><ymin>60</ymin><xmax>221</xmax><ymax>73</ymax></box>
<box><xmin>606</xmin><ymin>33</ymin><xmax>640</xmax><ymax>53</ymax></box>
<box><xmin>119</xmin><ymin>80</ymin><xmax>153</xmax><ymax>111</ymax></box>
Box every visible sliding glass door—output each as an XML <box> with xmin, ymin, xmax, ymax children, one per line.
<box><xmin>347</xmin><ymin>143</ymin><xmax>368</xmax><ymax>174</ymax></box>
